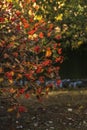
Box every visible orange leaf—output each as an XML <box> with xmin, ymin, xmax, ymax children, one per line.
<box><xmin>47</xmin><ymin>32</ymin><xmax>51</xmax><ymax>37</ymax></box>
<box><xmin>28</xmin><ymin>30</ymin><xmax>35</xmax><ymax>35</ymax></box>
<box><xmin>56</xmin><ymin>79</ymin><xmax>61</xmax><ymax>86</ymax></box>
<box><xmin>9</xmin><ymin>88</ymin><xmax>16</xmax><ymax>93</ymax></box>
<box><xmin>17</xmin><ymin>74</ymin><xmax>22</xmax><ymax>79</ymax></box>
<box><xmin>45</xmin><ymin>48</ymin><xmax>52</xmax><ymax>57</ymax></box>
<box><xmin>24</xmin><ymin>23</ymin><xmax>29</xmax><ymax>29</ymax></box>
<box><xmin>21</xmin><ymin>18</ymin><xmax>28</xmax><ymax>23</ymax></box>
<box><xmin>24</xmin><ymin>0</ymin><xmax>31</xmax><ymax>4</ymax></box>
<box><xmin>25</xmin><ymin>93</ymin><xmax>30</xmax><ymax>99</ymax></box>
<box><xmin>7</xmin><ymin>108</ymin><xmax>14</xmax><ymax>112</ymax></box>
<box><xmin>0</xmin><ymin>67</ymin><xmax>3</xmax><ymax>73</ymax></box>
<box><xmin>58</xmin><ymin>48</ymin><xmax>62</xmax><ymax>54</ymax></box>
<box><xmin>16</xmin><ymin>10</ymin><xmax>21</xmax><ymax>16</ymax></box>
<box><xmin>39</xmin><ymin>32</ymin><xmax>44</xmax><ymax>38</ymax></box>
<box><xmin>9</xmin><ymin>79</ymin><xmax>13</xmax><ymax>84</ymax></box>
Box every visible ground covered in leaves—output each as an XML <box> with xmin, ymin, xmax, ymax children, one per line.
<box><xmin>1</xmin><ymin>89</ymin><xmax>87</xmax><ymax>130</ymax></box>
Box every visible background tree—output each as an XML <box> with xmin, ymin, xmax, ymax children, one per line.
<box><xmin>34</xmin><ymin>0</ymin><xmax>87</xmax><ymax>79</ymax></box>
<box><xmin>36</xmin><ymin>0</ymin><xmax>87</xmax><ymax>49</ymax></box>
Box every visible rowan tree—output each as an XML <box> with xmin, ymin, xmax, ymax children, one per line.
<box><xmin>0</xmin><ymin>0</ymin><xmax>63</xmax><ymax>112</ymax></box>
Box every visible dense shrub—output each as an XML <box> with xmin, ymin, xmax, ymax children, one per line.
<box><xmin>0</xmin><ymin>0</ymin><xmax>63</xmax><ymax>110</ymax></box>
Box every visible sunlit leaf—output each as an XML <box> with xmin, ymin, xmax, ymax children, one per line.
<box><xmin>34</xmin><ymin>15</ymin><xmax>42</xmax><ymax>21</ymax></box>
<box><xmin>9</xmin><ymin>88</ymin><xmax>16</xmax><ymax>93</ymax></box>
<box><xmin>45</xmin><ymin>48</ymin><xmax>52</xmax><ymax>57</ymax></box>
<box><xmin>55</xmin><ymin>14</ymin><xmax>63</xmax><ymax>21</ymax></box>
<box><xmin>9</xmin><ymin>79</ymin><xmax>13</xmax><ymax>84</ymax></box>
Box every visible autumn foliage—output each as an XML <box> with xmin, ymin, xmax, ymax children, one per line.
<box><xmin>0</xmin><ymin>0</ymin><xmax>63</xmax><ymax>108</ymax></box>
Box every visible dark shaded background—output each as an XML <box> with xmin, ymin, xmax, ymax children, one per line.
<box><xmin>60</xmin><ymin>43</ymin><xmax>87</xmax><ymax>79</ymax></box>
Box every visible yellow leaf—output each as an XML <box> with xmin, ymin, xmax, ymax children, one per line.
<box><xmin>55</xmin><ymin>14</ymin><xmax>63</xmax><ymax>21</ymax></box>
<box><xmin>7</xmin><ymin>108</ymin><xmax>14</xmax><ymax>112</ymax></box>
<box><xmin>78</xmin><ymin>41</ymin><xmax>83</xmax><ymax>46</ymax></box>
<box><xmin>7</xmin><ymin>0</ymin><xmax>12</xmax><ymax>2</ymax></box>
<box><xmin>0</xmin><ymin>78</ymin><xmax>4</xmax><ymax>82</ymax></box>
<box><xmin>11</xmin><ymin>71</ymin><xmax>14</xmax><ymax>76</ymax></box>
<box><xmin>7</xmin><ymin>0</ymin><xmax>18</xmax><ymax>2</ymax></box>
<box><xmin>9</xmin><ymin>80</ymin><xmax>13</xmax><ymax>84</ymax></box>
<box><xmin>34</xmin><ymin>15</ymin><xmax>42</xmax><ymax>21</ymax></box>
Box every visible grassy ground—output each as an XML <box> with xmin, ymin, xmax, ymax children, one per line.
<box><xmin>1</xmin><ymin>88</ymin><xmax>87</xmax><ymax>130</ymax></box>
